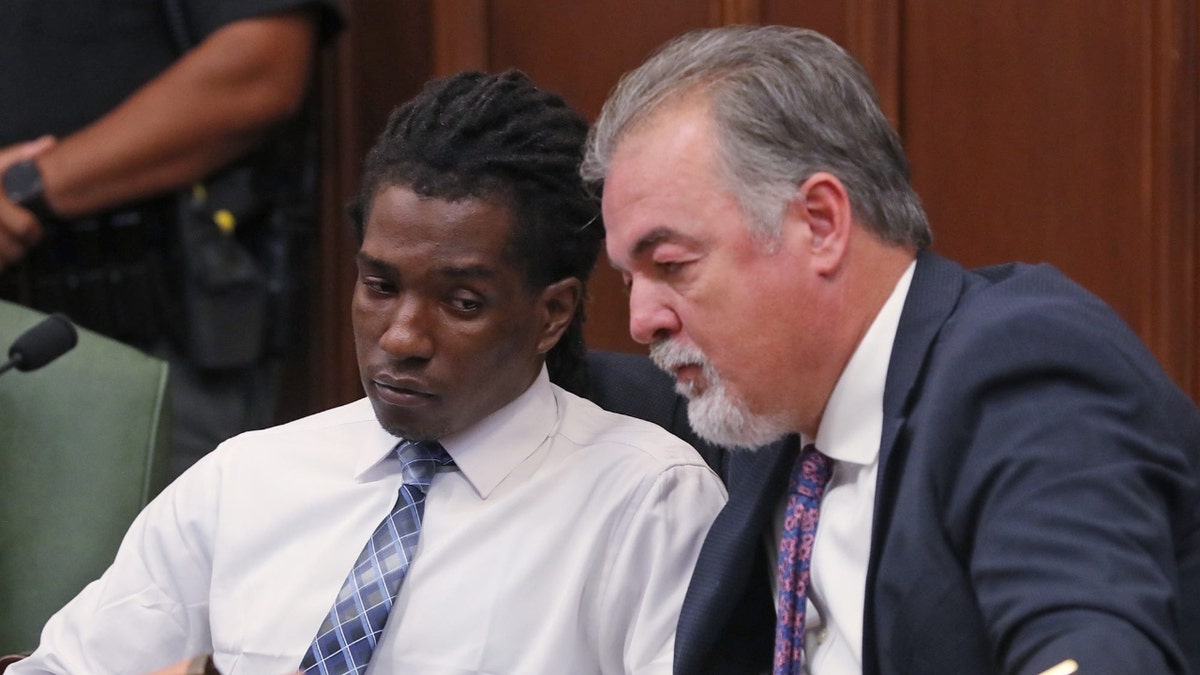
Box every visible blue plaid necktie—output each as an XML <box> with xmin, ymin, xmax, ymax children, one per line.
<box><xmin>773</xmin><ymin>443</ymin><xmax>833</xmax><ymax>675</ymax></box>
<box><xmin>301</xmin><ymin>439</ymin><xmax>453</xmax><ymax>675</ymax></box>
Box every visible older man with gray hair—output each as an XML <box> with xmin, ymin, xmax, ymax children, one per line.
<box><xmin>584</xmin><ymin>24</ymin><xmax>1200</xmax><ymax>675</ymax></box>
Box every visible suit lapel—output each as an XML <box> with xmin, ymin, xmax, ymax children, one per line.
<box><xmin>675</xmin><ymin>437</ymin><xmax>798</xmax><ymax>674</ymax></box>
<box><xmin>862</xmin><ymin>250</ymin><xmax>967</xmax><ymax>675</ymax></box>
<box><xmin>677</xmin><ymin>251</ymin><xmax>971</xmax><ymax>674</ymax></box>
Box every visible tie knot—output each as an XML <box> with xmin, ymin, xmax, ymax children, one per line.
<box><xmin>395</xmin><ymin>439</ymin><xmax>452</xmax><ymax>489</ymax></box>
<box><xmin>790</xmin><ymin>443</ymin><xmax>834</xmax><ymax>500</ymax></box>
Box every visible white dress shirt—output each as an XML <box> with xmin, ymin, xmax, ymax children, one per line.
<box><xmin>771</xmin><ymin>261</ymin><xmax>915</xmax><ymax>675</ymax></box>
<box><xmin>15</xmin><ymin>368</ymin><xmax>727</xmax><ymax>675</ymax></box>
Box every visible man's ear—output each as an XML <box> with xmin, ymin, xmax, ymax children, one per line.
<box><xmin>786</xmin><ymin>171</ymin><xmax>853</xmax><ymax>275</ymax></box>
<box><xmin>535</xmin><ymin>277</ymin><xmax>583</xmax><ymax>354</ymax></box>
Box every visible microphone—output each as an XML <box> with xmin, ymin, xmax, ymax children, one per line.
<box><xmin>0</xmin><ymin>313</ymin><xmax>79</xmax><ymax>377</ymax></box>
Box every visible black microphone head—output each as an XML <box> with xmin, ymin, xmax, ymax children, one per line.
<box><xmin>9</xmin><ymin>313</ymin><xmax>79</xmax><ymax>372</ymax></box>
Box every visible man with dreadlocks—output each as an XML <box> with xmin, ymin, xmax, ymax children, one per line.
<box><xmin>11</xmin><ymin>70</ymin><xmax>727</xmax><ymax>675</ymax></box>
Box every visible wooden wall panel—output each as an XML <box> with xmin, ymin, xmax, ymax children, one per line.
<box><xmin>485</xmin><ymin>1</ymin><xmax>711</xmax><ymax>117</ymax></box>
<box><xmin>902</xmin><ymin>0</ymin><xmax>1197</xmax><ymax>398</ymax></box>
<box><xmin>1154</xmin><ymin>0</ymin><xmax>1200</xmax><ymax>400</ymax></box>
<box><xmin>432</xmin><ymin>0</ymin><xmax>488</xmax><ymax>75</ymax></box>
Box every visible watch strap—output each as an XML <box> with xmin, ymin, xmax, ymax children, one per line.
<box><xmin>2</xmin><ymin>159</ymin><xmax>59</xmax><ymax>224</ymax></box>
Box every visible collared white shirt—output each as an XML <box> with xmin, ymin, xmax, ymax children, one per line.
<box><xmin>15</xmin><ymin>368</ymin><xmax>727</xmax><ymax>675</ymax></box>
<box><xmin>771</xmin><ymin>261</ymin><xmax>915</xmax><ymax>674</ymax></box>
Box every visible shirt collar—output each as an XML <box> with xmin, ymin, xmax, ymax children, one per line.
<box><xmin>356</xmin><ymin>366</ymin><xmax>558</xmax><ymax>498</ymax></box>
<box><xmin>813</xmin><ymin>260</ymin><xmax>916</xmax><ymax>465</ymax></box>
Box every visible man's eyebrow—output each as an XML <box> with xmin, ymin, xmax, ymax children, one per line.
<box><xmin>439</xmin><ymin>264</ymin><xmax>497</xmax><ymax>280</ymax></box>
<box><xmin>609</xmin><ymin>226</ymin><xmax>680</xmax><ymax>272</ymax></box>
<box><xmin>355</xmin><ymin>251</ymin><xmax>389</xmax><ymax>269</ymax></box>
<box><xmin>354</xmin><ymin>251</ymin><xmax>497</xmax><ymax>280</ymax></box>
<box><xmin>629</xmin><ymin>226</ymin><xmax>702</xmax><ymax>260</ymax></box>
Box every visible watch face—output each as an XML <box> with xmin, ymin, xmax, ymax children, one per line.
<box><xmin>2</xmin><ymin>159</ymin><xmax>45</xmax><ymax>205</ymax></box>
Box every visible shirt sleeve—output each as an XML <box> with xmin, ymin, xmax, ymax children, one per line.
<box><xmin>595</xmin><ymin>460</ymin><xmax>728</xmax><ymax>675</ymax></box>
<box><xmin>184</xmin><ymin>0</ymin><xmax>346</xmax><ymax>46</ymax></box>
<box><xmin>10</xmin><ymin>457</ymin><xmax>224</xmax><ymax>675</ymax></box>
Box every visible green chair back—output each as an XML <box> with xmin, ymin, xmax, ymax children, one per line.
<box><xmin>0</xmin><ymin>300</ymin><xmax>171</xmax><ymax>653</ymax></box>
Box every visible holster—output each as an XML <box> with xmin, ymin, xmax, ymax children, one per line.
<box><xmin>0</xmin><ymin>165</ymin><xmax>304</xmax><ymax>373</ymax></box>
<box><xmin>172</xmin><ymin>167</ymin><xmax>269</xmax><ymax>370</ymax></box>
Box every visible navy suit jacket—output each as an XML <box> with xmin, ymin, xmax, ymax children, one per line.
<box><xmin>674</xmin><ymin>250</ymin><xmax>1200</xmax><ymax>675</ymax></box>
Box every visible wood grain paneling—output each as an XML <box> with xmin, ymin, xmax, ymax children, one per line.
<box><xmin>902</xmin><ymin>0</ymin><xmax>1197</xmax><ymax>397</ymax></box>
<box><xmin>432</xmin><ymin>0</ymin><xmax>488</xmax><ymax>76</ymax></box>
<box><xmin>711</xmin><ymin>0</ymin><xmax>762</xmax><ymax>25</ymax></box>
<box><xmin>1148</xmin><ymin>0</ymin><xmax>1198</xmax><ymax>398</ymax></box>
<box><xmin>485</xmin><ymin>1</ymin><xmax>712</xmax><ymax>118</ymax></box>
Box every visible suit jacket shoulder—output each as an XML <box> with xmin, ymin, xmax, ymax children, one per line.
<box><xmin>868</xmin><ymin>250</ymin><xmax>1200</xmax><ymax>675</ymax></box>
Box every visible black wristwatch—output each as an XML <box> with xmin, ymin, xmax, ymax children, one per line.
<box><xmin>2</xmin><ymin>158</ymin><xmax>59</xmax><ymax>223</ymax></box>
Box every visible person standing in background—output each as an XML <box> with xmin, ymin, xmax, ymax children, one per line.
<box><xmin>0</xmin><ymin>0</ymin><xmax>345</xmax><ymax>476</ymax></box>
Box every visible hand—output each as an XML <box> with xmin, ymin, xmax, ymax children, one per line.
<box><xmin>143</xmin><ymin>654</ymin><xmax>302</xmax><ymax>675</ymax></box>
<box><xmin>144</xmin><ymin>655</ymin><xmax>211</xmax><ymax>675</ymax></box>
<box><xmin>0</xmin><ymin>135</ymin><xmax>56</xmax><ymax>272</ymax></box>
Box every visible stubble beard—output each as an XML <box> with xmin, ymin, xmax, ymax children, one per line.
<box><xmin>649</xmin><ymin>340</ymin><xmax>788</xmax><ymax>450</ymax></box>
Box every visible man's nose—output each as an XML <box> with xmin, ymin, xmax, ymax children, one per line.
<box><xmin>627</xmin><ymin>279</ymin><xmax>681</xmax><ymax>345</ymax></box>
<box><xmin>380</xmin><ymin>297</ymin><xmax>435</xmax><ymax>360</ymax></box>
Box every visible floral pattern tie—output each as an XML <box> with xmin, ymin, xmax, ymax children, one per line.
<box><xmin>773</xmin><ymin>443</ymin><xmax>834</xmax><ymax>675</ymax></box>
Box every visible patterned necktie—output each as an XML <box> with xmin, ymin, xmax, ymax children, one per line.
<box><xmin>301</xmin><ymin>439</ymin><xmax>453</xmax><ymax>675</ymax></box>
<box><xmin>773</xmin><ymin>443</ymin><xmax>834</xmax><ymax>675</ymax></box>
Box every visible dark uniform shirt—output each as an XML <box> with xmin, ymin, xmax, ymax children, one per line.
<box><xmin>1</xmin><ymin>0</ymin><xmax>344</xmax><ymax>144</ymax></box>
<box><xmin>0</xmin><ymin>0</ymin><xmax>343</xmax><ymax>340</ymax></box>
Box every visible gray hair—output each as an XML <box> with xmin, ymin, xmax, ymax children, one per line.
<box><xmin>581</xmin><ymin>25</ymin><xmax>931</xmax><ymax>248</ymax></box>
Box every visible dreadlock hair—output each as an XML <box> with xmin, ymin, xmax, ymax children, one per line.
<box><xmin>349</xmin><ymin>69</ymin><xmax>603</xmax><ymax>395</ymax></box>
